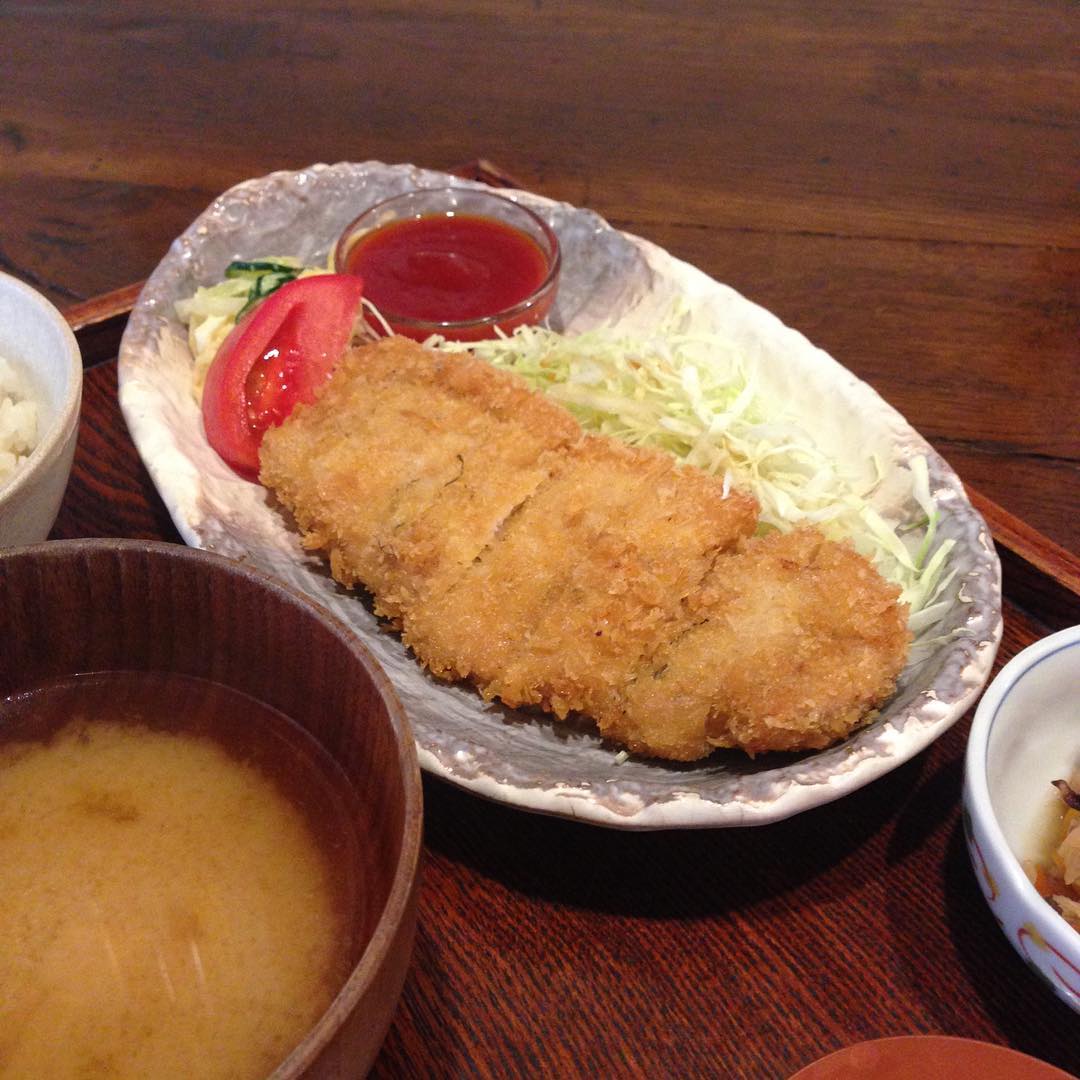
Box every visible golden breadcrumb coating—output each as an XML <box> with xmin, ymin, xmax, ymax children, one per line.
<box><xmin>260</xmin><ymin>336</ymin><xmax>579</xmax><ymax>621</ymax></box>
<box><xmin>260</xmin><ymin>337</ymin><xmax>910</xmax><ymax>761</ymax></box>
<box><xmin>402</xmin><ymin>434</ymin><xmax>759</xmax><ymax>717</ymax></box>
<box><xmin>603</xmin><ymin>528</ymin><xmax>910</xmax><ymax>759</ymax></box>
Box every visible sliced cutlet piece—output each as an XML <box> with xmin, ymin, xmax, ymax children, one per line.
<box><xmin>602</xmin><ymin>527</ymin><xmax>910</xmax><ymax>760</ymax></box>
<box><xmin>259</xmin><ymin>337</ymin><xmax>581</xmax><ymax>621</ymax></box>
<box><xmin>402</xmin><ymin>435</ymin><xmax>758</xmax><ymax>718</ymax></box>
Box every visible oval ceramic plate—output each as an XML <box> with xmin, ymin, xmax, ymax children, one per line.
<box><xmin>118</xmin><ymin>161</ymin><xmax>1002</xmax><ymax>829</ymax></box>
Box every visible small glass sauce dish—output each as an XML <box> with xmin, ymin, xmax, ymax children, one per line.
<box><xmin>334</xmin><ymin>186</ymin><xmax>560</xmax><ymax>342</ymax></box>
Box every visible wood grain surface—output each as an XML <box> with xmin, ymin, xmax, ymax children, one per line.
<box><xmin>5</xmin><ymin>1</ymin><xmax>1080</xmax><ymax>1076</ymax></box>
<box><xmin>2</xmin><ymin>0</ymin><xmax>1077</xmax><ymax>554</ymax></box>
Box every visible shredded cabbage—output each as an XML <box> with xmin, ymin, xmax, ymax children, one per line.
<box><xmin>429</xmin><ymin>314</ymin><xmax>955</xmax><ymax>630</ymax></box>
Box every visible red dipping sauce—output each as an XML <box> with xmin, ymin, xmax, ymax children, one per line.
<box><xmin>336</xmin><ymin>189</ymin><xmax>560</xmax><ymax>342</ymax></box>
<box><xmin>348</xmin><ymin>213</ymin><xmax>547</xmax><ymax>321</ymax></box>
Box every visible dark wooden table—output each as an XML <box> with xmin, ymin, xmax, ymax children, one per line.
<box><xmin>6</xmin><ymin>2</ymin><xmax>1080</xmax><ymax>1077</ymax></box>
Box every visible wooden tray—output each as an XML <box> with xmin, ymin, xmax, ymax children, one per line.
<box><xmin>51</xmin><ymin>160</ymin><xmax>1080</xmax><ymax>1079</ymax></box>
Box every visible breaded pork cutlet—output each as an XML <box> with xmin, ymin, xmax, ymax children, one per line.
<box><xmin>402</xmin><ymin>434</ymin><xmax>759</xmax><ymax>718</ymax></box>
<box><xmin>259</xmin><ymin>336</ymin><xmax>580</xmax><ymax>622</ymax></box>
<box><xmin>260</xmin><ymin>336</ymin><xmax>910</xmax><ymax>762</ymax></box>
<box><xmin>603</xmin><ymin>528</ymin><xmax>910</xmax><ymax>759</ymax></box>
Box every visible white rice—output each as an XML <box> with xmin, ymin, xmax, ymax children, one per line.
<box><xmin>0</xmin><ymin>355</ymin><xmax>39</xmax><ymax>485</ymax></box>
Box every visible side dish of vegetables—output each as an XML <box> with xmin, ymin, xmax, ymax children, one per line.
<box><xmin>1030</xmin><ymin>776</ymin><xmax>1080</xmax><ymax>932</ymax></box>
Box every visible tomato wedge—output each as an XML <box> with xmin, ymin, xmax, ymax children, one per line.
<box><xmin>201</xmin><ymin>273</ymin><xmax>364</xmax><ymax>480</ymax></box>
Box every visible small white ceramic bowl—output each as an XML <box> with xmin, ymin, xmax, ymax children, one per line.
<box><xmin>963</xmin><ymin>624</ymin><xmax>1080</xmax><ymax>1013</ymax></box>
<box><xmin>0</xmin><ymin>271</ymin><xmax>82</xmax><ymax>546</ymax></box>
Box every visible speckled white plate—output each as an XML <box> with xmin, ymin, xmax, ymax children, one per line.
<box><xmin>118</xmin><ymin>161</ymin><xmax>1002</xmax><ymax>829</ymax></box>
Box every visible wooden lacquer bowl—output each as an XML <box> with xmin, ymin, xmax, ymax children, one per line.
<box><xmin>0</xmin><ymin>538</ymin><xmax>423</xmax><ymax>1078</ymax></box>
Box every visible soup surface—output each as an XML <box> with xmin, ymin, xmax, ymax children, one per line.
<box><xmin>0</xmin><ymin>672</ymin><xmax>363</xmax><ymax>1080</ymax></box>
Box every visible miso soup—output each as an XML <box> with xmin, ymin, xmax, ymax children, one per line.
<box><xmin>0</xmin><ymin>671</ymin><xmax>366</xmax><ymax>1079</ymax></box>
